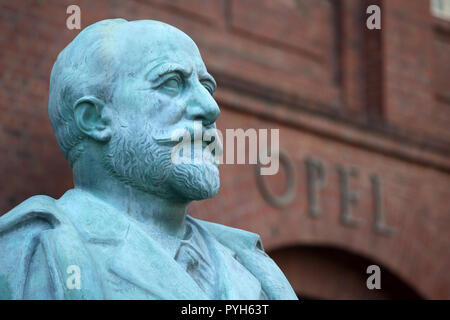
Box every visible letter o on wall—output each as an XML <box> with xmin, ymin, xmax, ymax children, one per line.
<box><xmin>256</xmin><ymin>149</ymin><xmax>296</xmax><ymax>208</ymax></box>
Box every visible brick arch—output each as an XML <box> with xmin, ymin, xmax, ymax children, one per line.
<box><xmin>267</xmin><ymin>244</ymin><xmax>423</xmax><ymax>300</ymax></box>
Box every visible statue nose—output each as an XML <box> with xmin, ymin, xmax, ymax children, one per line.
<box><xmin>186</xmin><ymin>93</ymin><xmax>220</xmax><ymax>127</ymax></box>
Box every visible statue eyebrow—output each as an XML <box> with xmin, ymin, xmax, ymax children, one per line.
<box><xmin>147</xmin><ymin>62</ymin><xmax>193</xmax><ymax>80</ymax></box>
<box><xmin>200</xmin><ymin>73</ymin><xmax>217</xmax><ymax>90</ymax></box>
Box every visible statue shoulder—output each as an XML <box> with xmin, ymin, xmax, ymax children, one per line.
<box><xmin>0</xmin><ymin>195</ymin><xmax>60</xmax><ymax>299</ymax></box>
<box><xmin>193</xmin><ymin>218</ymin><xmax>264</xmax><ymax>252</ymax></box>
<box><xmin>0</xmin><ymin>195</ymin><xmax>103</xmax><ymax>299</ymax></box>
<box><xmin>0</xmin><ymin>195</ymin><xmax>62</xmax><ymax>233</ymax></box>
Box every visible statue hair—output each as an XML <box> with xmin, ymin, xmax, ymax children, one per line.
<box><xmin>48</xmin><ymin>18</ymin><xmax>127</xmax><ymax>166</ymax></box>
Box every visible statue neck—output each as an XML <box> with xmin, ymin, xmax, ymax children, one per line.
<box><xmin>71</xmin><ymin>147</ymin><xmax>189</xmax><ymax>239</ymax></box>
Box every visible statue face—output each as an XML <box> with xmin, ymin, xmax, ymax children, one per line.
<box><xmin>102</xmin><ymin>22</ymin><xmax>220</xmax><ymax>202</ymax></box>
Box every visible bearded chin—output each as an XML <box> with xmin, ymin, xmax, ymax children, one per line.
<box><xmin>103</xmin><ymin>128</ymin><xmax>220</xmax><ymax>202</ymax></box>
<box><xmin>170</xmin><ymin>162</ymin><xmax>220</xmax><ymax>201</ymax></box>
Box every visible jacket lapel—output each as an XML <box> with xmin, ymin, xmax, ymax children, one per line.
<box><xmin>195</xmin><ymin>219</ymin><xmax>298</xmax><ymax>300</ymax></box>
<box><xmin>58</xmin><ymin>189</ymin><xmax>209</xmax><ymax>300</ymax></box>
<box><xmin>190</xmin><ymin>216</ymin><xmax>265</xmax><ymax>300</ymax></box>
<box><xmin>107</xmin><ymin>222</ymin><xmax>209</xmax><ymax>299</ymax></box>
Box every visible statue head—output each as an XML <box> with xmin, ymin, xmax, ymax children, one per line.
<box><xmin>48</xmin><ymin>19</ymin><xmax>221</xmax><ymax>202</ymax></box>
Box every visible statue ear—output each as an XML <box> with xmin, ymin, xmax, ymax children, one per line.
<box><xmin>73</xmin><ymin>96</ymin><xmax>112</xmax><ymax>142</ymax></box>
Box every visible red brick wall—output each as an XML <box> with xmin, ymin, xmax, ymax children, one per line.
<box><xmin>1</xmin><ymin>0</ymin><xmax>449</xmax><ymax>299</ymax></box>
<box><xmin>384</xmin><ymin>0</ymin><xmax>450</xmax><ymax>141</ymax></box>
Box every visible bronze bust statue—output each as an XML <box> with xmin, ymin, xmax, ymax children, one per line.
<box><xmin>0</xmin><ymin>19</ymin><xmax>297</xmax><ymax>300</ymax></box>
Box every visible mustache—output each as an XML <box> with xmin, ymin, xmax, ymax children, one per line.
<box><xmin>152</xmin><ymin>125</ymin><xmax>220</xmax><ymax>147</ymax></box>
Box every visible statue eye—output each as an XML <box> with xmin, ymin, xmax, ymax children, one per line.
<box><xmin>201</xmin><ymin>81</ymin><xmax>215</xmax><ymax>96</ymax></box>
<box><xmin>159</xmin><ymin>76</ymin><xmax>182</xmax><ymax>96</ymax></box>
